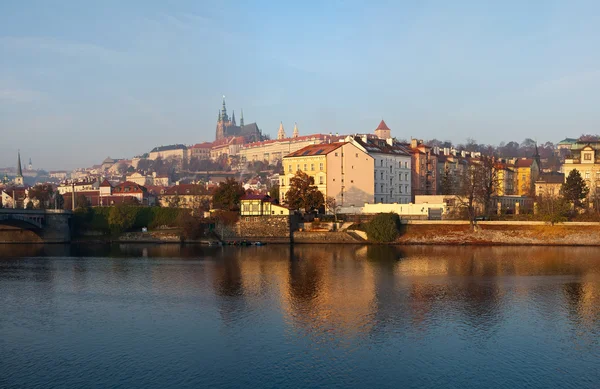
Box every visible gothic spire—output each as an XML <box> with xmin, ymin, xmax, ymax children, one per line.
<box><xmin>218</xmin><ymin>109</ymin><xmax>222</xmax><ymax>122</ymax></box>
<box><xmin>240</xmin><ymin>109</ymin><xmax>244</xmax><ymax>127</ymax></box>
<box><xmin>17</xmin><ymin>150</ymin><xmax>23</xmax><ymax>177</ymax></box>
<box><xmin>277</xmin><ymin>122</ymin><xmax>286</xmax><ymax>140</ymax></box>
<box><xmin>232</xmin><ymin>110</ymin><xmax>236</xmax><ymax>126</ymax></box>
<box><xmin>221</xmin><ymin>95</ymin><xmax>228</xmax><ymax>121</ymax></box>
<box><xmin>292</xmin><ymin>122</ymin><xmax>299</xmax><ymax>138</ymax></box>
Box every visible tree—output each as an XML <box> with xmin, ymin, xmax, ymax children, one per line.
<box><xmin>455</xmin><ymin>165</ymin><xmax>479</xmax><ymax>227</ymax></box>
<box><xmin>212</xmin><ymin>178</ymin><xmax>245</xmax><ymax>211</ymax></box>
<box><xmin>108</xmin><ymin>205</ymin><xmax>137</xmax><ymax>234</ymax></box>
<box><xmin>562</xmin><ymin>169</ymin><xmax>589</xmax><ymax>209</ymax></box>
<box><xmin>76</xmin><ymin>194</ymin><xmax>89</xmax><ymax>210</ymax></box>
<box><xmin>366</xmin><ymin>213</ymin><xmax>401</xmax><ymax>243</ymax></box>
<box><xmin>28</xmin><ymin>184</ymin><xmax>53</xmax><ymax>208</ymax></box>
<box><xmin>53</xmin><ymin>193</ymin><xmax>65</xmax><ymax>210</ymax></box>
<box><xmin>477</xmin><ymin>154</ymin><xmax>500</xmax><ymax>217</ymax></box>
<box><xmin>177</xmin><ymin>211</ymin><xmax>204</xmax><ymax>241</ymax></box>
<box><xmin>325</xmin><ymin>196</ymin><xmax>340</xmax><ymax>221</ymax></box>
<box><xmin>440</xmin><ymin>166</ymin><xmax>455</xmax><ymax>195</ymax></box>
<box><xmin>269</xmin><ymin>185</ymin><xmax>280</xmax><ymax>201</ymax></box>
<box><xmin>284</xmin><ymin>170</ymin><xmax>324</xmax><ymax>212</ymax></box>
<box><xmin>537</xmin><ymin>195</ymin><xmax>570</xmax><ymax>225</ymax></box>
<box><xmin>25</xmin><ymin>200</ymin><xmax>34</xmax><ymax>210</ymax></box>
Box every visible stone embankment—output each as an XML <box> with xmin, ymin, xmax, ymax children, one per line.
<box><xmin>397</xmin><ymin>221</ymin><xmax>600</xmax><ymax>246</ymax></box>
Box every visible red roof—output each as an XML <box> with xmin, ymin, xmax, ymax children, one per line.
<box><xmin>112</xmin><ymin>181</ymin><xmax>146</xmax><ymax>194</ymax></box>
<box><xmin>100</xmin><ymin>179</ymin><xmax>112</xmax><ymax>187</ymax></box>
<box><xmin>162</xmin><ymin>184</ymin><xmax>207</xmax><ymax>195</ymax></box>
<box><xmin>191</xmin><ymin>142</ymin><xmax>213</xmax><ymax>149</ymax></box>
<box><xmin>284</xmin><ymin>142</ymin><xmax>346</xmax><ymax>158</ymax></box>
<box><xmin>376</xmin><ymin>120</ymin><xmax>391</xmax><ymax>131</ymax></box>
<box><xmin>514</xmin><ymin>158</ymin><xmax>535</xmax><ymax>168</ymax></box>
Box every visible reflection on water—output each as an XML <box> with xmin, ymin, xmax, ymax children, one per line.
<box><xmin>1</xmin><ymin>244</ymin><xmax>599</xmax><ymax>388</ymax></box>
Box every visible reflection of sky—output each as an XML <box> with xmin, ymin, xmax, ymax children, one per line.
<box><xmin>0</xmin><ymin>245</ymin><xmax>599</xmax><ymax>387</ymax></box>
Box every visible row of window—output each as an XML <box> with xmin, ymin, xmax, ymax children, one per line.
<box><xmin>378</xmin><ymin>184</ymin><xmax>409</xmax><ymax>193</ymax></box>
<box><xmin>281</xmin><ymin>176</ymin><xmax>325</xmax><ymax>186</ymax></box>
<box><xmin>376</xmin><ymin>171</ymin><xmax>410</xmax><ymax>181</ymax></box>
<box><xmin>288</xmin><ymin>162</ymin><xmax>324</xmax><ymax>172</ymax></box>
<box><xmin>379</xmin><ymin>160</ymin><xmax>410</xmax><ymax>169</ymax></box>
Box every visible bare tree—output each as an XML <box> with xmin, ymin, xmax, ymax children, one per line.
<box><xmin>325</xmin><ymin>196</ymin><xmax>340</xmax><ymax>221</ymax></box>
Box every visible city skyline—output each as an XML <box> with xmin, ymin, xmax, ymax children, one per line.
<box><xmin>2</xmin><ymin>0</ymin><xmax>599</xmax><ymax>170</ymax></box>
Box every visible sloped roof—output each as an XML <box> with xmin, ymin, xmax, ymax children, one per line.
<box><xmin>514</xmin><ymin>158</ymin><xmax>535</xmax><ymax>168</ymax></box>
<box><xmin>352</xmin><ymin>136</ymin><xmax>410</xmax><ymax>156</ymax></box>
<box><xmin>376</xmin><ymin>120</ymin><xmax>391</xmax><ymax>131</ymax></box>
<box><xmin>537</xmin><ymin>172</ymin><xmax>564</xmax><ymax>184</ymax></box>
<box><xmin>100</xmin><ymin>179</ymin><xmax>112</xmax><ymax>187</ymax></box>
<box><xmin>150</xmin><ymin>144</ymin><xmax>187</xmax><ymax>152</ymax></box>
<box><xmin>162</xmin><ymin>184</ymin><xmax>207</xmax><ymax>195</ymax></box>
<box><xmin>284</xmin><ymin>142</ymin><xmax>346</xmax><ymax>158</ymax></box>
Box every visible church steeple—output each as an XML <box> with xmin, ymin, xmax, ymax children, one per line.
<box><xmin>240</xmin><ymin>109</ymin><xmax>244</xmax><ymax>127</ymax></box>
<box><xmin>292</xmin><ymin>122</ymin><xmax>299</xmax><ymax>138</ymax></box>
<box><xmin>232</xmin><ymin>110</ymin><xmax>236</xmax><ymax>126</ymax></box>
<box><xmin>218</xmin><ymin>109</ymin><xmax>222</xmax><ymax>122</ymax></box>
<box><xmin>277</xmin><ymin>122</ymin><xmax>286</xmax><ymax>140</ymax></box>
<box><xmin>15</xmin><ymin>150</ymin><xmax>24</xmax><ymax>186</ymax></box>
<box><xmin>221</xmin><ymin>95</ymin><xmax>228</xmax><ymax>122</ymax></box>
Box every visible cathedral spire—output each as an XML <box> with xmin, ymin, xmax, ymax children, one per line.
<box><xmin>17</xmin><ymin>150</ymin><xmax>23</xmax><ymax>177</ymax></box>
<box><xmin>240</xmin><ymin>109</ymin><xmax>244</xmax><ymax>127</ymax></box>
<box><xmin>292</xmin><ymin>122</ymin><xmax>299</xmax><ymax>138</ymax></box>
<box><xmin>221</xmin><ymin>95</ymin><xmax>228</xmax><ymax>121</ymax></box>
<box><xmin>277</xmin><ymin>122</ymin><xmax>286</xmax><ymax>140</ymax></box>
<box><xmin>232</xmin><ymin>110</ymin><xmax>236</xmax><ymax>126</ymax></box>
<box><xmin>218</xmin><ymin>109</ymin><xmax>222</xmax><ymax>122</ymax></box>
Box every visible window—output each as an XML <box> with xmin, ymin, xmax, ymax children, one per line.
<box><xmin>380</xmin><ymin>160</ymin><xmax>383</xmax><ymax>167</ymax></box>
<box><xmin>296</xmin><ymin>164</ymin><xmax>300</xmax><ymax>171</ymax></box>
<box><xmin>404</xmin><ymin>162</ymin><xmax>408</xmax><ymax>168</ymax></box>
<box><xmin>380</xmin><ymin>184</ymin><xmax>384</xmax><ymax>192</ymax></box>
<box><xmin>288</xmin><ymin>165</ymin><xmax>292</xmax><ymax>172</ymax></box>
<box><xmin>405</xmin><ymin>185</ymin><xmax>408</xmax><ymax>192</ymax></box>
<box><xmin>399</xmin><ymin>173</ymin><xmax>402</xmax><ymax>181</ymax></box>
<box><xmin>319</xmin><ymin>176</ymin><xmax>324</xmax><ymax>184</ymax></box>
<box><xmin>310</xmin><ymin>164</ymin><xmax>314</xmax><ymax>171</ymax></box>
<box><xmin>390</xmin><ymin>166</ymin><xmax>393</xmax><ymax>173</ymax></box>
<box><xmin>405</xmin><ymin>173</ymin><xmax>408</xmax><ymax>181</ymax></box>
<box><xmin>586</xmin><ymin>171</ymin><xmax>590</xmax><ymax>179</ymax></box>
<box><xmin>399</xmin><ymin>187</ymin><xmax>403</xmax><ymax>193</ymax></box>
<box><xmin>304</xmin><ymin>164</ymin><xmax>307</xmax><ymax>171</ymax></box>
<box><xmin>335</xmin><ymin>152</ymin><xmax>338</xmax><ymax>157</ymax></box>
<box><xmin>356</xmin><ymin>153</ymin><xmax>358</xmax><ymax>157</ymax></box>
<box><xmin>281</xmin><ymin>179</ymin><xmax>285</xmax><ymax>186</ymax></box>
<box><xmin>350</xmin><ymin>180</ymin><xmax>354</xmax><ymax>183</ymax></box>
<box><xmin>381</xmin><ymin>197</ymin><xmax>384</xmax><ymax>203</ymax></box>
<box><xmin>584</xmin><ymin>153</ymin><xmax>592</xmax><ymax>161</ymax></box>
<box><xmin>380</xmin><ymin>171</ymin><xmax>384</xmax><ymax>179</ymax></box>
<box><xmin>319</xmin><ymin>163</ymin><xmax>323</xmax><ymax>170</ymax></box>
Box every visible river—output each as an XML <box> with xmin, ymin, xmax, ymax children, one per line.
<box><xmin>1</xmin><ymin>244</ymin><xmax>599</xmax><ymax>388</ymax></box>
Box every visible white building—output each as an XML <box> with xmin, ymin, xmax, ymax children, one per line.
<box><xmin>345</xmin><ymin>120</ymin><xmax>412</xmax><ymax>204</ymax></box>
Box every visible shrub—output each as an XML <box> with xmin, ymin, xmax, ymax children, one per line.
<box><xmin>366</xmin><ymin>213</ymin><xmax>401</xmax><ymax>243</ymax></box>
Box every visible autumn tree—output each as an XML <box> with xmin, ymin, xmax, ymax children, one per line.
<box><xmin>269</xmin><ymin>185</ymin><xmax>280</xmax><ymax>201</ymax></box>
<box><xmin>562</xmin><ymin>169</ymin><xmax>589</xmax><ymax>209</ymax></box>
<box><xmin>212</xmin><ymin>178</ymin><xmax>245</xmax><ymax>211</ymax></box>
<box><xmin>325</xmin><ymin>196</ymin><xmax>340</xmax><ymax>221</ymax></box>
<box><xmin>28</xmin><ymin>184</ymin><xmax>53</xmax><ymax>209</ymax></box>
<box><xmin>284</xmin><ymin>170</ymin><xmax>324</xmax><ymax>212</ymax></box>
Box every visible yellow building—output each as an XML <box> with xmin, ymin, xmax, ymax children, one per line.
<box><xmin>240</xmin><ymin>194</ymin><xmax>290</xmax><ymax>216</ymax></box>
<box><xmin>511</xmin><ymin>158</ymin><xmax>540</xmax><ymax>196</ymax></box>
<box><xmin>495</xmin><ymin>162</ymin><xmax>515</xmax><ymax>196</ymax></box>
<box><xmin>281</xmin><ymin>142</ymin><xmax>374</xmax><ymax>207</ymax></box>
<box><xmin>562</xmin><ymin>143</ymin><xmax>600</xmax><ymax>198</ymax></box>
<box><xmin>535</xmin><ymin>172</ymin><xmax>564</xmax><ymax>198</ymax></box>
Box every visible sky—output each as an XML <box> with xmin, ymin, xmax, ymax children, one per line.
<box><xmin>1</xmin><ymin>0</ymin><xmax>599</xmax><ymax>170</ymax></box>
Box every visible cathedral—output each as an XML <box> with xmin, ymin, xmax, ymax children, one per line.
<box><xmin>215</xmin><ymin>97</ymin><xmax>264</xmax><ymax>142</ymax></box>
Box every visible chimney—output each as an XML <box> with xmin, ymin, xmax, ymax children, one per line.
<box><xmin>410</xmin><ymin>139</ymin><xmax>418</xmax><ymax>148</ymax></box>
<box><xmin>386</xmin><ymin>138</ymin><xmax>393</xmax><ymax>146</ymax></box>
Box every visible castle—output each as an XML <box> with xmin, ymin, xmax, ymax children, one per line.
<box><xmin>215</xmin><ymin>97</ymin><xmax>264</xmax><ymax>143</ymax></box>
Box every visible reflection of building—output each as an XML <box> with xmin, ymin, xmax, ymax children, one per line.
<box><xmin>281</xmin><ymin>142</ymin><xmax>374</xmax><ymax>207</ymax></box>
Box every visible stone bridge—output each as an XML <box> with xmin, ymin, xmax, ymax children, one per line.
<box><xmin>0</xmin><ymin>209</ymin><xmax>72</xmax><ymax>243</ymax></box>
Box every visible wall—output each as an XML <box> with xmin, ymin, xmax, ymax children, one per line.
<box><xmin>338</xmin><ymin>202</ymin><xmax>447</xmax><ymax>217</ymax></box>
<box><xmin>326</xmin><ymin>143</ymin><xmax>374</xmax><ymax>207</ymax></box>
<box><xmin>219</xmin><ymin>215</ymin><xmax>295</xmax><ymax>242</ymax></box>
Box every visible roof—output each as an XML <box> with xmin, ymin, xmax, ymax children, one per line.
<box><xmin>150</xmin><ymin>144</ymin><xmax>187</xmax><ymax>152</ymax></box>
<box><xmin>112</xmin><ymin>181</ymin><xmax>146</xmax><ymax>193</ymax></box>
<box><xmin>284</xmin><ymin>142</ymin><xmax>346</xmax><ymax>158</ymax></box>
<box><xmin>162</xmin><ymin>184</ymin><xmax>207</xmax><ymax>195</ymax></box>
<box><xmin>241</xmin><ymin>194</ymin><xmax>272</xmax><ymax>201</ymax></box>
<box><xmin>557</xmin><ymin>138</ymin><xmax>577</xmax><ymax>145</ymax></box>
<box><xmin>376</xmin><ymin>120</ymin><xmax>391</xmax><ymax>132</ymax></box>
<box><xmin>191</xmin><ymin>142</ymin><xmax>213</xmax><ymax>149</ymax></box>
<box><xmin>536</xmin><ymin>172</ymin><xmax>564</xmax><ymax>184</ymax></box>
<box><xmin>352</xmin><ymin>136</ymin><xmax>410</xmax><ymax>156</ymax></box>
<box><xmin>514</xmin><ymin>158</ymin><xmax>535</xmax><ymax>168</ymax></box>
<box><xmin>100</xmin><ymin>179</ymin><xmax>112</xmax><ymax>187</ymax></box>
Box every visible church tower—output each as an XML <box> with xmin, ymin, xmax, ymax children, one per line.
<box><xmin>15</xmin><ymin>150</ymin><xmax>24</xmax><ymax>186</ymax></box>
<box><xmin>215</xmin><ymin>96</ymin><xmax>233</xmax><ymax>141</ymax></box>
<box><xmin>292</xmin><ymin>122</ymin><xmax>299</xmax><ymax>138</ymax></box>
<box><xmin>240</xmin><ymin>109</ymin><xmax>244</xmax><ymax>127</ymax></box>
<box><xmin>277</xmin><ymin>122</ymin><xmax>286</xmax><ymax>140</ymax></box>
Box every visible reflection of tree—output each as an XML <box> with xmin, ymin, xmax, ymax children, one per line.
<box><xmin>288</xmin><ymin>255</ymin><xmax>322</xmax><ymax>303</ymax></box>
<box><xmin>213</xmin><ymin>255</ymin><xmax>244</xmax><ymax>297</ymax></box>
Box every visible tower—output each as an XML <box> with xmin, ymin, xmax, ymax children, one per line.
<box><xmin>232</xmin><ymin>110</ymin><xmax>236</xmax><ymax>126</ymax></box>
<box><xmin>292</xmin><ymin>122</ymin><xmax>299</xmax><ymax>138</ymax></box>
<box><xmin>15</xmin><ymin>150</ymin><xmax>24</xmax><ymax>186</ymax></box>
<box><xmin>240</xmin><ymin>109</ymin><xmax>244</xmax><ymax>127</ymax></box>
<box><xmin>277</xmin><ymin>122</ymin><xmax>286</xmax><ymax>140</ymax></box>
<box><xmin>28</xmin><ymin>158</ymin><xmax>32</xmax><ymax>170</ymax></box>
<box><xmin>375</xmin><ymin>119</ymin><xmax>391</xmax><ymax>139</ymax></box>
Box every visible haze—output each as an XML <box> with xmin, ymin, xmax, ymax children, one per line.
<box><xmin>1</xmin><ymin>0</ymin><xmax>599</xmax><ymax>170</ymax></box>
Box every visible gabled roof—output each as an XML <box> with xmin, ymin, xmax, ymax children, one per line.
<box><xmin>376</xmin><ymin>120</ymin><xmax>391</xmax><ymax>131</ymax></box>
<box><xmin>162</xmin><ymin>184</ymin><xmax>207</xmax><ymax>195</ymax></box>
<box><xmin>514</xmin><ymin>158</ymin><xmax>535</xmax><ymax>168</ymax></box>
<box><xmin>352</xmin><ymin>136</ymin><xmax>410</xmax><ymax>156</ymax></box>
<box><xmin>100</xmin><ymin>179</ymin><xmax>112</xmax><ymax>187</ymax></box>
<box><xmin>536</xmin><ymin>172</ymin><xmax>564</xmax><ymax>184</ymax></box>
<box><xmin>284</xmin><ymin>142</ymin><xmax>346</xmax><ymax>158</ymax></box>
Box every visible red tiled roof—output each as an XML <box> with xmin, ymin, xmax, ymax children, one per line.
<box><xmin>191</xmin><ymin>142</ymin><xmax>213</xmax><ymax>149</ymax></box>
<box><xmin>241</xmin><ymin>194</ymin><xmax>271</xmax><ymax>201</ymax></box>
<box><xmin>376</xmin><ymin>120</ymin><xmax>391</xmax><ymax>131</ymax></box>
<box><xmin>284</xmin><ymin>142</ymin><xmax>346</xmax><ymax>158</ymax></box>
<box><xmin>112</xmin><ymin>181</ymin><xmax>145</xmax><ymax>193</ymax></box>
<box><xmin>514</xmin><ymin>158</ymin><xmax>535</xmax><ymax>168</ymax></box>
<box><xmin>100</xmin><ymin>179</ymin><xmax>112</xmax><ymax>187</ymax></box>
<box><xmin>162</xmin><ymin>184</ymin><xmax>207</xmax><ymax>195</ymax></box>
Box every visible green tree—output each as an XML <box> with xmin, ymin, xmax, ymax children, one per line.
<box><xmin>284</xmin><ymin>170</ymin><xmax>324</xmax><ymax>212</ymax></box>
<box><xmin>562</xmin><ymin>169</ymin><xmax>589</xmax><ymax>209</ymax></box>
<box><xmin>212</xmin><ymin>178</ymin><xmax>245</xmax><ymax>211</ymax></box>
<box><xmin>440</xmin><ymin>166</ymin><xmax>455</xmax><ymax>195</ymax></box>
<box><xmin>76</xmin><ymin>194</ymin><xmax>89</xmax><ymax>210</ymax></box>
<box><xmin>366</xmin><ymin>213</ymin><xmax>401</xmax><ymax>243</ymax></box>
<box><xmin>108</xmin><ymin>205</ymin><xmax>137</xmax><ymax>234</ymax></box>
<box><xmin>537</xmin><ymin>195</ymin><xmax>570</xmax><ymax>225</ymax></box>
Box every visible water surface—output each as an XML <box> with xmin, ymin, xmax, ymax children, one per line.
<box><xmin>1</xmin><ymin>244</ymin><xmax>599</xmax><ymax>388</ymax></box>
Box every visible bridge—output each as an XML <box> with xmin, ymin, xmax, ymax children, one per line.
<box><xmin>0</xmin><ymin>209</ymin><xmax>72</xmax><ymax>243</ymax></box>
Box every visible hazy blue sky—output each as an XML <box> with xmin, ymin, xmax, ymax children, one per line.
<box><xmin>1</xmin><ymin>0</ymin><xmax>599</xmax><ymax>170</ymax></box>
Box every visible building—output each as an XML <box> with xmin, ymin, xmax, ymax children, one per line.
<box><xmin>149</xmin><ymin>144</ymin><xmax>188</xmax><ymax>161</ymax></box>
<box><xmin>239</xmin><ymin>132</ymin><xmax>341</xmax><ymax>165</ymax></box>
<box><xmin>111</xmin><ymin>181</ymin><xmax>154</xmax><ymax>205</ymax></box>
<box><xmin>511</xmin><ymin>158</ymin><xmax>540</xmax><ymax>196</ymax></box>
<box><xmin>345</xmin><ymin>121</ymin><xmax>412</xmax><ymax>204</ymax></box>
<box><xmin>210</xmin><ymin>136</ymin><xmax>245</xmax><ymax>160</ymax></box>
<box><xmin>49</xmin><ymin>171</ymin><xmax>69</xmax><ymax>180</ymax></box>
<box><xmin>281</xmin><ymin>142</ymin><xmax>374</xmax><ymax>208</ymax></box>
<box><xmin>535</xmin><ymin>172</ymin><xmax>564</xmax><ymax>198</ymax></box>
<box><xmin>495</xmin><ymin>161</ymin><xmax>516</xmax><ymax>196</ymax></box>
<box><xmin>189</xmin><ymin>142</ymin><xmax>213</xmax><ymax>160</ymax></box>
<box><xmin>406</xmin><ymin>139</ymin><xmax>438</xmax><ymax>200</ymax></box>
<box><xmin>240</xmin><ymin>194</ymin><xmax>290</xmax><ymax>216</ymax></box>
<box><xmin>1</xmin><ymin>188</ymin><xmax>27</xmax><ymax>208</ymax></box>
<box><xmin>57</xmin><ymin>180</ymin><xmax>100</xmax><ymax>195</ymax></box>
<box><xmin>158</xmin><ymin>184</ymin><xmax>212</xmax><ymax>215</ymax></box>
<box><xmin>126</xmin><ymin>172</ymin><xmax>171</xmax><ymax>187</ymax></box>
<box><xmin>556</xmin><ymin>138</ymin><xmax>577</xmax><ymax>151</ymax></box>
<box><xmin>14</xmin><ymin>151</ymin><xmax>24</xmax><ymax>186</ymax></box>
<box><xmin>562</xmin><ymin>142</ymin><xmax>600</xmax><ymax>198</ymax></box>
<box><xmin>215</xmin><ymin>97</ymin><xmax>263</xmax><ymax>142</ymax></box>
